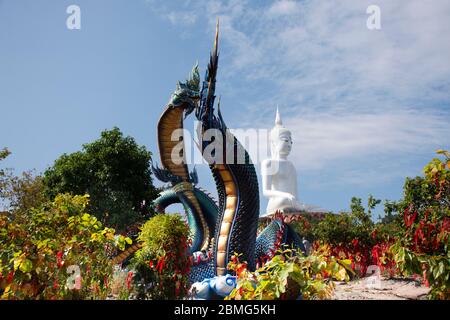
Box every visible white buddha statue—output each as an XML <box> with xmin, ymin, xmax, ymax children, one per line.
<box><xmin>261</xmin><ymin>108</ymin><xmax>304</xmax><ymax>216</ymax></box>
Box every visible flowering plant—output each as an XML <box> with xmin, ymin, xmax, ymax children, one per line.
<box><xmin>0</xmin><ymin>194</ymin><xmax>131</xmax><ymax>299</ymax></box>
<box><xmin>129</xmin><ymin>214</ymin><xmax>191</xmax><ymax>299</ymax></box>
<box><xmin>390</xmin><ymin>151</ymin><xmax>450</xmax><ymax>299</ymax></box>
<box><xmin>226</xmin><ymin>247</ymin><xmax>352</xmax><ymax>300</ymax></box>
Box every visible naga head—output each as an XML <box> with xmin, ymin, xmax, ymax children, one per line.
<box><xmin>170</xmin><ymin>62</ymin><xmax>201</xmax><ymax>118</ymax></box>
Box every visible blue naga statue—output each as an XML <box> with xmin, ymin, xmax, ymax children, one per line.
<box><xmin>115</xmin><ymin>22</ymin><xmax>304</xmax><ymax>299</ymax></box>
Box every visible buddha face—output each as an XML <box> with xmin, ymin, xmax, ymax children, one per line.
<box><xmin>272</xmin><ymin>130</ymin><xmax>292</xmax><ymax>158</ymax></box>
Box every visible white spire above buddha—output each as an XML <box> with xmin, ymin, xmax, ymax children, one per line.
<box><xmin>275</xmin><ymin>106</ymin><xmax>282</xmax><ymax>126</ymax></box>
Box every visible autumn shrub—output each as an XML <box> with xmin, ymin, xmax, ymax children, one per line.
<box><xmin>289</xmin><ymin>214</ymin><xmax>320</xmax><ymax>242</ymax></box>
<box><xmin>390</xmin><ymin>150</ymin><xmax>450</xmax><ymax>299</ymax></box>
<box><xmin>0</xmin><ymin>194</ymin><xmax>131</xmax><ymax>299</ymax></box>
<box><xmin>296</xmin><ymin>195</ymin><xmax>397</xmax><ymax>277</ymax></box>
<box><xmin>129</xmin><ymin>214</ymin><xmax>191</xmax><ymax>299</ymax></box>
<box><xmin>226</xmin><ymin>247</ymin><xmax>352</xmax><ymax>300</ymax></box>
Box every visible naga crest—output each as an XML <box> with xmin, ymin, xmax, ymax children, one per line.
<box><xmin>170</xmin><ymin>63</ymin><xmax>201</xmax><ymax>118</ymax></box>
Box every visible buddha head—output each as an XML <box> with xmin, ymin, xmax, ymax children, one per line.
<box><xmin>270</xmin><ymin>107</ymin><xmax>292</xmax><ymax>159</ymax></box>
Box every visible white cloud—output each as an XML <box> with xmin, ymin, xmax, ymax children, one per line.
<box><xmin>146</xmin><ymin>0</ymin><xmax>450</xmax><ymax>186</ymax></box>
<box><xmin>282</xmin><ymin>109</ymin><xmax>450</xmax><ymax>171</ymax></box>
<box><xmin>267</xmin><ymin>0</ymin><xmax>301</xmax><ymax>17</ymax></box>
<box><xmin>164</xmin><ymin>11</ymin><xmax>197</xmax><ymax>26</ymax></box>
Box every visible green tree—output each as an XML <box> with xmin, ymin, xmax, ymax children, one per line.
<box><xmin>43</xmin><ymin>128</ymin><xmax>158</xmax><ymax>232</ymax></box>
<box><xmin>0</xmin><ymin>148</ymin><xmax>11</xmax><ymax>192</ymax></box>
<box><xmin>381</xmin><ymin>200</ymin><xmax>399</xmax><ymax>224</ymax></box>
<box><xmin>0</xmin><ymin>148</ymin><xmax>46</xmax><ymax>217</ymax></box>
<box><xmin>0</xmin><ymin>148</ymin><xmax>10</xmax><ymax>164</ymax></box>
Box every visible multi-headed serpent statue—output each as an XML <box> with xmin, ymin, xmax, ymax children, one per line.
<box><xmin>115</xmin><ymin>22</ymin><xmax>304</xmax><ymax>297</ymax></box>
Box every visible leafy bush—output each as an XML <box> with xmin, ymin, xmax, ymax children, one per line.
<box><xmin>226</xmin><ymin>248</ymin><xmax>352</xmax><ymax>300</ymax></box>
<box><xmin>390</xmin><ymin>150</ymin><xmax>450</xmax><ymax>299</ymax></box>
<box><xmin>314</xmin><ymin>196</ymin><xmax>381</xmax><ymax>245</ymax></box>
<box><xmin>292</xmin><ymin>195</ymin><xmax>398</xmax><ymax>277</ymax></box>
<box><xmin>129</xmin><ymin>214</ymin><xmax>191</xmax><ymax>299</ymax></box>
<box><xmin>293</xmin><ymin>195</ymin><xmax>398</xmax><ymax>244</ymax></box>
<box><xmin>0</xmin><ymin>194</ymin><xmax>131</xmax><ymax>299</ymax></box>
<box><xmin>289</xmin><ymin>214</ymin><xmax>320</xmax><ymax>242</ymax></box>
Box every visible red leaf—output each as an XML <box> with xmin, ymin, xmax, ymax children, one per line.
<box><xmin>7</xmin><ymin>271</ymin><xmax>14</xmax><ymax>284</ymax></box>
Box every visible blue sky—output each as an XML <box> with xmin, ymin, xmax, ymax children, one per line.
<box><xmin>1</xmin><ymin>0</ymin><xmax>449</xmax><ymax>218</ymax></box>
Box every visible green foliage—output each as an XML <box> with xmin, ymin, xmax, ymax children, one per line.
<box><xmin>314</xmin><ymin>212</ymin><xmax>355</xmax><ymax>244</ymax></box>
<box><xmin>130</xmin><ymin>214</ymin><xmax>191</xmax><ymax>300</ymax></box>
<box><xmin>0</xmin><ymin>193</ymin><xmax>131</xmax><ymax>299</ymax></box>
<box><xmin>292</xmin><ymin>195</ymin><xmax>399</xmax><ymax>278</ymax></box>
<box><xmin>289</xmin><ymin>214</ymin><xmax>320</xmax><ymax>242</ymax></box>
<box><xmin>43</xmin><ymin>127</ymin><xmax>158</xmax><ymax>232</ymax></box>
<box><xmin>226</xmin><ymin>248</ymin><xmax>351</xmax><ymax>300</ymax></box>
<box><xmin>312</xmin><ymin>195</ymin><xmax>380</xmax><ymax>246</ymax></box>
<box><xmin>390</xmin><ymin>150</ymin><xmax>450</xmax><ymax>300</ymax></box>
<box><xmin>137</xmin><ymin>214</ymin><xmax>190</xmax><ymax>253</ymax></box>
<box><xmin>0</xmin><ymin>148</ymin><xmax>47</xmax><ymax>219</ymax></box>
<box><xmin>292</xmin><ymin>150</ymin><xmax>449</xmax><ymax>298</ymax></box>
<box><xmin>294</xmin><ymin>195</ymin><xmax>399</xmax><ymax>247</ymax></box>
<box><xmin>0</xmin><ymin>147</ymin><xmax>10</xmax><ymax>166</ymax></box>
<box><xmin>381</xmin><ymin>200</ymin><xmax>401</xmax><ymax>224</ymax></box>
<box><xmin>387</xmin><ymin>150</ymin><xmax>450</xmax><ymax>217</ymax></box>
<box><xmin>391</xmin><ymin>242</ymin><xmax>449</xmax><ymax>300</ymax></box>
<box><xmin>1</xmin><ymin>171</ymin><xmax>46</xmax><ymax>218</ymax></box>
